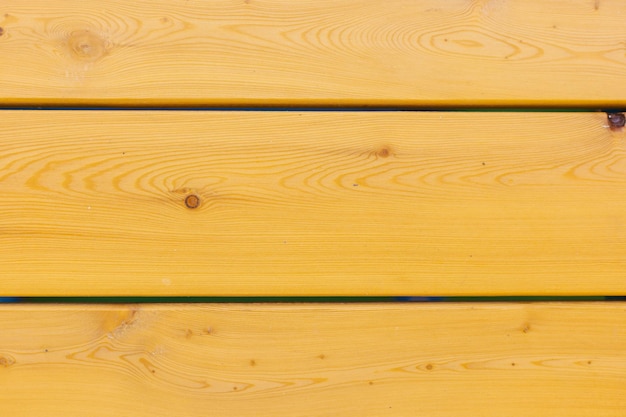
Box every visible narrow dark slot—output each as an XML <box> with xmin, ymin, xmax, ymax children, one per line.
<box><xmin>0</xmin><ymin>106</ymin><xmax>597</xmax><ymax>112</ymax></box>
<box><xmin>0</xmin><ymin>296</ymin><xmax>622</xmax><ymax>304</ymax></box>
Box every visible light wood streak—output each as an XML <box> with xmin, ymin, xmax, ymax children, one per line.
<box><xmin>0</xmin><ymin>111</ymin><xmax>625</xmax><ymax>296</ymax></box>
<box><xmin>1</xmin><ymin>0</ymin><xmax>626</xmax><ymax>107</ymax></box>
<box><xmin>0</xmin><ymin>303</ymin><xmax>624</xmax><ymax>416</ymax></box>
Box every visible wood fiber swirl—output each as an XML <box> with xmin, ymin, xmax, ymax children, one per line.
<box><xmin>0</xmin><ymin>111</ymin><xmax>624</xmax><ymax>295</ymax></box>
<box><xmin>0</xmin><ymin>304</ymin><xmax>625</xmax><ymax>416</ymax></box>
<box><xmin>0</xmin><ymin>0</ymin><xmax>625</xmax><ymax>106</ymax></box>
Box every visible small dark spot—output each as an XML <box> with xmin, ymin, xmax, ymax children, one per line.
<box><xmin>233</xmin><ymin>386</ymin><xmax>238</xmax><ymax>391</ymax></box>
<box><xmin>0</xmin><ymin>27</ymin><xmax>4</xmax><ymax>36</ymax></box>
<box><xmin>511</xmin><ymin>362</ymin><xmax>516</xmax><ymax>366</ymax></box>
<box><xmin>444</xmin><ymin>38</ymin><xmax>448</xmax><ymax>42</ymax></box>
<box><xmin>250</xmin><ymin>359</ymin><xmax>256</xmax><ymax>366</ymax></box>
<box><xmin>353</xmin><ymin>183</ymin><xmax>358</xmax><ymax>187</ymax></box>
<box><xmin>425</xmin><ymin>364</ymin><xmax>433</xmax><ymax>370</ymax></box>
<box><xmin>607</xmin><ymin>112</ymin><xmax>625</xmax><ymax>129</ymax></box>
<box><xmin>377</xmin><ymin>147</ymin><xmax>390</xmax><ymax>158</ymax></box>
<box><xmin>587</xmin><ymin>360</ymin><xmax>592</xmax><ymax>365</ymax></box>
<box><xmin>318</xmin><ymin>354</ymin><xmax>325</xmax><ymax>360</ymax></box>
<box><xmin>368</xmin><ymin>381</ymin><xmax>374</xmax><ymax>385</ymax></box>
<box><xmin>482</xmin><ymin>162</ymin><xmax>485</xmax><ymax>166</ymax></box>
<box><xmin>185</xmin><ymin>194</ymin><xmax>200</xmax><ymax>209</ymax></box>
<box><xmin>122</xmin><ymin>152</ymin><xmax>125</xmax><ymax>155</ymax></box>
<box><xmin>151</xmin><ymin>369</ymin><xmax>156</xmax><ymax>374</ymax></box>
<box><xmin>44</xmin><ymin>349</ymin><xmax>48</xmax><ymax>353</ymax></box>
<box><xmin>594</xmin><ymin>0</ymin><xmax>600</xmax><ymax>10</ymax></box>
<box><xmin>552</xmin><ymin>25</ymin><xmax>557</xmax><ymax>29</ymax></box>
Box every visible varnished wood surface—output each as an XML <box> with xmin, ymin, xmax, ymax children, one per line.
<box><xmin>0</xmin><ymin>111</ymin><xmax>624</xmax><ymax>296</ymax></box>
<box><xmin>0</xmin><ymin>303</ymin><xmax>625</xmax><ymax>416</ymax></box>
<box><xmin>1</xmin><ymin>0</ymin><xmax>626</xmax><ymax>107</ymax></box>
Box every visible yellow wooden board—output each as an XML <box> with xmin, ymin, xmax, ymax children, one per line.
<box><xmin>1</xmin><ymin>0</ymin><xmax>626</xmax><ymax>107</ymax></box>
<box><xmin>0</xmin><ymin>111</ymin><xmax>624</xmax><ymax>296</ymax></box>
<box><xmin>0</xmin><ymin>303</ymin><xmax>624</xmax><ymax>416</ymax></box>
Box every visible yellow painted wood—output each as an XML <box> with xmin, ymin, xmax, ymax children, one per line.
<box><xmin>1</xmin><ymin>0</ymin><xmax>626</xmax><ymax>107</ymax></box>
<box><xmin>0</xmin><ymin>111</ymin><xmax>625</xmax><ymax>296</ymax></box>
<box><xmin>0</xmin><ymin>303</ymin><xmax>624</xmax><ymax>416</ymax></box>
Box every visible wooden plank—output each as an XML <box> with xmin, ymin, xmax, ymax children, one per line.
<box><xmin>0</xmin><ymin>303</ymin><xmax>625</xmax><ymax>416</ymax></box>
<box><xmin>1</xmin><ymin>0</ymin><xmax>626</xmax><ymax>107</ymax></box>
<box><xmin>1</xmin><ymin>111</ymin><xmax>626</xmax><ymax>296</ymax></box>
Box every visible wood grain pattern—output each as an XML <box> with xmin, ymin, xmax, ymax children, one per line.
<box><xmin>0</xmin><ymin>111</ymin><xmax>625</xmax><ymax>296</ymax></box>
<box><xmin>0</xmin><ymin>303</ymin><xmax>625</xmax><ymax>416</ymax></box>
<box><xmin>1</xmin><ymin>0</ymin><xmax>626</xmax><ymax>107</ymax></box>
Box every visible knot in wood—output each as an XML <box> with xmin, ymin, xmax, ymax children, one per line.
<box><xmin>185</xmin><ymin>194</ymin><xmax>201</xmax><ymax>209</ymax></box>
<box><xmin>0</xmin><ymin>354</ymin><xmax>15</xmax><ymax>368</ymax></box>
<box><xmin>68</xmin><ymin>29</ymin><xmax>107</xmax><ymax>62</ymax></box>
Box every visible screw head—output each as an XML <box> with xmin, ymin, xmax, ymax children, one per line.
<box><xmin>608</xmin><ymin>112</ymin><xmax>625</xmax><ymax>128</ymax></box>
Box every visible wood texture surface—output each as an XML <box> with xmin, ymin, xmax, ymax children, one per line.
<box><xmin>1</xmin><ymin>0</ymin><xmax>626</xmax><ymax>107</ymax></box>
<box><xmin>0</xmin><ymin>111</ymin><xmax>625</xmax><ymax>296</ymax></box>
<box><xmin>0</xmin><ymin>303</ymin><xmax>625</xmax><ymax>416</ymax></box>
